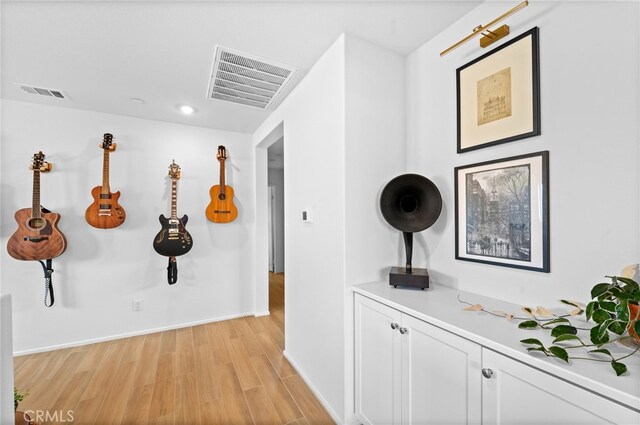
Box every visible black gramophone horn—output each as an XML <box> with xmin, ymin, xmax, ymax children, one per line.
<box><xmin>380</xmin><ymin>174</ymin><xmax>442</xmax><ymax>289</ymax></box>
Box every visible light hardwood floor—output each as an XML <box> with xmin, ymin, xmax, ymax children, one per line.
<box><xmin>13</xmin><ymin>273</ymin><xmax>335</xmax><ymax>424</ymax></box>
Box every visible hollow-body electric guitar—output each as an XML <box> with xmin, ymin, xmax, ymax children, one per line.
<box><xmin>153</xmin><ymin>161</ymin><xmax>193</xmax><ymax>257</ymax></box>
<box><xmin>7</xmin><ymin>152</ymin><xmax>67</xmax><ymax>261</ymax></box>
<box><xmin>205</xmin><ymin>145</ymin><xmax>238</xmax><ymax>223</ymax></box>
<box><xmin>85</xmin><ymin>133</ymin><xmax>126</xmax><ymax>228</ymax></box>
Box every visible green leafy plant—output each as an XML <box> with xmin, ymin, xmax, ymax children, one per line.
<box><xmin>460</xmin><ymin>268</ymin><xmax>640</xmax><ymax>376</ymax></box>
<box><xmin>14</xmin><ymin>387</ymin><xmax>29</xmax><ymax>410</ymax></box>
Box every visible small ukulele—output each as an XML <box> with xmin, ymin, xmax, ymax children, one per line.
<box><xmin>85</xmin><ymin>133</ymin><xmax>126</xmax><ymax>228</ymax></box>
<box><xmin>153</xmin><ymin>161</ymin><xmax>193</xmax><ymax>257</ymax></box>
<box><xmin>7</xmin><ymin>152</ymin><xmax>67</xmax><ymax>261</ymax></box>
<box><xmin>205</xmin><ymin>145</ymin><xmax>238</xmax><ymax>223</ymax></box>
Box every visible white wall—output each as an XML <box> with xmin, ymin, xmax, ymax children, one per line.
<box><xmin>406</xmin><ymin>1</ymin><xmax>640</xmax><ymax>307</ymax></box>
<box><xmin>268</xmin><ymin>166</ymin><xmax>285</xmax><ymax>273</ymax></box>
<box><xmin>253</xmin><ymin>33</ymin><xmax>406</xmax><ymax>423</ymax></box>
<box><xmin>1</xmin><ymin>100</ymin><xmax>255</xmax><ymax>353</ymax></box>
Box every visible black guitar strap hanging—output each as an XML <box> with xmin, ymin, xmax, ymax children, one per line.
<box><xmin>167</xmin><ymin>256</ymin><xmax>178</xmax><ymax>285</ymax></box>
<box><xmin>37</xmin><ymin>259</ymin><xmax>55</xmax><ymax>307</ymax></box>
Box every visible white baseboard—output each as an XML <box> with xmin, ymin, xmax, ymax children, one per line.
<box><xmin>254</xmin><ymin>310</ymin><xmax>271</xmax><ymax>317</ymax></box>
<box><xmin>14</xmin><ymin>311</ymin><xmax>254</xmax><ymax>356</ymax></box>
<box><xmin>283</xmin><ymin>349</ymin><xmax>344</xmax><ymax>425</ymax></box>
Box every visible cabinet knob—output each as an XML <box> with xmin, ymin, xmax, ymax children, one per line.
<box><xmin>482</xmin><ymin>368</ymin><xmax>494</xmax><ymax>379</ymax></box>
<box><xmin>390</xmin><ymin>323</ymin><xmax>399</xmax><ymax>330</ymax></box>
<box><xmin>399</xmin><ymin>327</ymin><xmax>408</xmax><ymax>334</ymax></box>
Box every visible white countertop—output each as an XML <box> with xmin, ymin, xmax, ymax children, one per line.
<box><xmin>352</xmin><ymin>281</ymin><xmax>640</xmax><ymax>412</ymax></box>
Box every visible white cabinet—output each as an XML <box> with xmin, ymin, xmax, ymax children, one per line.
<box><xmin>482</xmin><ymin>349</ymin><xmax>640</xmax><ymax>425</ymax></box>
<box><xmin>354</xmin><ymin>291</ymin><xmax>640</xmax><ymax>425</ymax></box>
<box><xmin>355</xmin><ymin>294</ymin><xmax>482</xmax><ymax>425</ymax></box>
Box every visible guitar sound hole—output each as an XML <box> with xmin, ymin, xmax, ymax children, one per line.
<box><xmin>218</xmin><ymin>194</ymin><xmax>227</xmax><ymax>201</ymax></box>
<box><xmin>27</xmin><ymin>217</ymin><xmax>46</xmax><ymax>230</ymax></box>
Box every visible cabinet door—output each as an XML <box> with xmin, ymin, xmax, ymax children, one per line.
<box><xmin>482</xmin><ymin>349</ymin><xmax>640</xmax><ymax>425</ymax></box>
<box><xmin>401</xmin><ymin>314</ymin><xmax>482</xmax><ymax>425</ymax></box>
<box><xmin>355</xmin><ymin>294</ymin><xmax>403</xmax><ymax>425</ymax></box>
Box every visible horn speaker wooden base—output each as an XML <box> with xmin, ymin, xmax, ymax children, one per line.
<box><xmin>389</xmin><ymin>266</ymin><xmax>429</xmax><ymax>290</ymax></box>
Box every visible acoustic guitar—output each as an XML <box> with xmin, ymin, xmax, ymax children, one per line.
<box><xmin>7</xmin><ymin>152</ymin><xmax>67</xmax><ymax>261</ymax></box>
<box><xmin>153</xmin><ymin>161</ymin><xmax>193</xmax><ymax>257</ymax></box>
<box><xmin>206</xmin><ymin>145</ymin><xmax>238</xmax><ymax>223</ymax></box>
<box><xmin>85</xmin><ymin>133</ymin><xmax>126</xmax><ymax>228</ymax></box>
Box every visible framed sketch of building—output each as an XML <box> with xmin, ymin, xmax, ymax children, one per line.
<box><xmin>454</xmin><ymin>151</ymin><xmax>549</xmax><ymax>272</ymax></box>
<box><xmin>457</xmin><ymin>27</ymin><xmax>540</xmax><ymax>153</ymax></box>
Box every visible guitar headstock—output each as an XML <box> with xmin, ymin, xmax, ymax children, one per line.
<box><xmin>29</xmin><ymin>151</ymin><xmax>52</xmax><ymax>172</ymax></box>
<box><xmin>100</xmin><ymin>133</ymin><xmax>117</xmax><ymax>151</ymax></box>
<box><xmin>217</xmin><ymin>145</ymin><xmax>228</xmax><ymax>162</ymax></box>
<box><xmin>168</xmin><ymin>160</ymin><xmax>181</xmax><ymax>180</ymax></box>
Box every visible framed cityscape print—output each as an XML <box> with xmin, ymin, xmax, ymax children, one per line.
<box><xmin>457</xmin><ymin>27</ymin><xmax>540</xmax><ymax>153</ymax></box>
<box><xmin>454</xmin><ymin>151</ymin><xmax>549</xmax><ymax>272</ymax></box>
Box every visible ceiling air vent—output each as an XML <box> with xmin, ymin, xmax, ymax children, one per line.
<box><xmin>15</xmin><ymin>84</ymin><xmax>69</xmax><ymax>99</ymax></box>
<box><xmin>207</xmin><ymin>46</ymin><xmax>296</xmax><ymax>109</ymax></box>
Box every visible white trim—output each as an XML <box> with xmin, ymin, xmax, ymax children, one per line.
<box><xmin>14</xmin><ymin>311</ymin><xmax>254</xmax><ymax>356</ymax></box>
<box><xmin>283</xmin><ymin>349</ymin><xmax>344</xmax><ymax>425</ymax></box>
<box><xmin>254</xmin><ymin>310</ymin><xmax>271</xmax><ymax>317</ymax></box>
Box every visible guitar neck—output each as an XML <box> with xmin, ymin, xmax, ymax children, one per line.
<box><xmin>32</xmin><ymin>170</ymin><xmax>41</xmax><ymax>219</ymax></box>
<box><xmin>171</xmin><ymin>178</ymin><xmax>178</xmax><ymax>219</ymax></box>
<box><xmin>102</xmin><ymin>149</ymin><xmax>111</xmax><ymax>194</ymax></box>
<box><xmin>219</xmin><ymin>160</ymin><xmax>226</xmax><ymax>195</ymax></box>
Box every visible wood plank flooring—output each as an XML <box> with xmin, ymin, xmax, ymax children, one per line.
<box><xmin>13</xmin><ymin>273</ymin><xmax>335</xmax><ymax>424</ymax></box>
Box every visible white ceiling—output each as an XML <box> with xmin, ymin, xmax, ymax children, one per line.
<box><xmin>1</xmin><ymin>1</ymin><xmax>480</xmax><ymax>134</ymax></box>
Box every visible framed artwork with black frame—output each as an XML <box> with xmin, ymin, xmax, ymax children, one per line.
<box><xmin>457</xmin><ymin>27</ymin><xmax>540</xmax><ymax>153</ymax></box>
<box><xmin>454</xmin><ymin>151</ymin><xmax>549</xmax><ymax>272</ymax></box>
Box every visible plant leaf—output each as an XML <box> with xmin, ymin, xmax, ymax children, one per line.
<box><xmin>589</xmin><ymin>348</ymin><xmax>613</xmax><ymax>357</ymax></box>
<box><xmin>620</xmin><ymin>264</ymin><xmax>638</xmax><ymax>279</ymax></box>
<box><xmin>590</xmin><ymin>324</ymin><xmax>610</xmax><ymax>345</ymax></box>
<box><xmin>608</xmin><ymin>320</ymin><xmax>627</xmax><ymax>336</ymax></box>
<box><xmin>592</xmin><ymin>309</ymin><xmax>612</xmax><ymax>324</ymax></box>
<box><xmin>520</xmin><ymin>338</ymin><xmax>544</xmax><ymax>346</ymax></box>
<box><xmin>518</xmin><ymin>320</ymin><xmax>539</xmax><ymax>329</ymax></box>
<box><xmin>548</xmin><ymin>346</ymin><xmax>569</xmax><ymax>363</ymax></box>
<box><xmin>521</xmin><ymin>306</ymin><xmax>534</xmax><ymax>317</ymax></box>
<box><xmin>591</xmin><ymin>283</ymin><xmax>611</xmax><ymax>299</ymax></box>
<box><xmin>611</xmin><ymin>361</ymin><xmax>627</xmax><ymax>376</ymax></box>
<box><xmin>536</xmin><ymin>306</ymin><xmax>554</xmax><ymax>318</ymax></box>
<box><xmin>599</xmin><ymin>301</ymin><xmax>616</xmax><ymax>312</ymax></box>
<box><xmin>463</xmin><ymin>304</ymin><xmax>484</xmax><ymax>311</ymax></box>
<box><xmin>570</xmin><ymin>308</ymin><xmax>583</xmax><ymax>316</ymax></box>
<box><xmin>560</xmin><ymin>299</ymin><xmax>584</xmax><ymax>309</ymax></box>
<box><xmin>615</xmin><ymin>300</ymin><xmax>629</xmax><ymax>322</ymax></box>
<box><xmin>617</xmin><ymin>276</ymin><xmax>640</xmax><ymax>292</ymax></box>
<box><xmin>634</xmin><ymin>320</ymin><xmax>640</xmax><ymax>336</ymax></box>
<box><xmin>551</xmin><ymin>325</ymin><xmax>577</xmax><ymax>337</ymax></box>
<box><xmin>586</xmin><ymin>301</ymin><xmax>598</xmax><ymax>321</ymax></box>
<box><xmin>527</xmin><ymin>347</ymin><xmax>548</xmax><ymax>354</ymax></box>
<box><xmin>552</xmin><ymin>334</ymin><xmax>582</xmax><ymax>344</ymax></box>
<box><xmin>542</xmin><ymin>317</ymin><xmax>570</xmax><ymax>327</ymax></box>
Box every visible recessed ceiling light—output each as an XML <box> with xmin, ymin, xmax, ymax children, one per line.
<box><xmin>179</xmin><ymin>105</ymin><xmax>195</xmax><ymax>114</ymax></box>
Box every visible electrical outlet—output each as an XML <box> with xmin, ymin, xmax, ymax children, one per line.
<box><xmin>132</xmin><ymin>299</ymin><xmax>143</xmax><ymax>312</ymax></box>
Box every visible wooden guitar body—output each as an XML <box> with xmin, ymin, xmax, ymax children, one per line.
<box><xmin>7</xmin><ymin>208</ymin><xmax>67</xmax><ymax>261</ymax></box>
<box><xmin>85</xmin><ymin>186</ymin><xmax>126</xmax><ymax>229</ymax></box>
<box><xmin>206</xmin><ymin>185</ymin><xmax>239</xmax><ymax>223</ymax></box>
<box><xmin>153</xmin><ymin>214</ymin><xmax>193</xmax><ymax>257</ymax></box>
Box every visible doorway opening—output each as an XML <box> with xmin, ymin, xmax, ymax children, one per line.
<box><xmin>267</xmin><ymin>137</ymin><xmax>285</xmax><ymax>318</ymax></box>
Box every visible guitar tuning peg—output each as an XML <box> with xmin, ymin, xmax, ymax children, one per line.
<box><xmin>109</xmin><ymin>143</ymin><xmax>117</xmax><ymax>151</ymax></box>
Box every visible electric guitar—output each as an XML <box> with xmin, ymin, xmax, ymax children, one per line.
<box><xmin>85</xmin><ymin>133</ymin><xmax>126</xmax><ymax>228</ymax></box>
<box><xmin>206</xmin><ymin>145</ymin><xmax>238</xmax><ymax>223</ymax></box>
<box><xmin>153</xmin><ymin>161</ymin><xmax>193</xmax><ymax>257</ymax></box>
<box><xmin>7</xmin><ymin>152</ymin><xmax>67</xmax><ymax>261</ymax></box>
